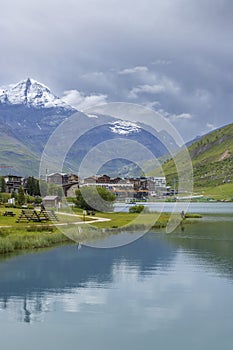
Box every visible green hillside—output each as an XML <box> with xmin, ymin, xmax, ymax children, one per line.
<box><xmin>0</xmin><ymin>124</ymin><xmax>40</xmax><ymax>177</ymax></box>
<box><xmin>151</xmin><ymin>123</ymin><xmax>233</xmax><ymax>200</ymax></box>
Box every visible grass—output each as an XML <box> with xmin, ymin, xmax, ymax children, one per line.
<box><xmin>0</xmin><ymin>206</ymin><xmax>203</xmax><ymax>256</ymax></box>
<box><xmin>91</xmin><ymin>211</ymin><xmax>193</xmax><ymax>230</ymax></box>
<box><xmin>0</xmin><ymin>208</ymin><xmax>84</xmax><ymax>255</ymax></box>
<box><xmin>0</xmin><ymin>208</ymin><xmax>90</xmax><ymax>226</ymax></box>
<box><xmin>148</xmin><ymin>122</ymin><xmax>233</xmax><ymax>200</ymax></box>
<box><xmin>56</xmin><ymin>212</ymin><xmax>93</xmax><ymax>223</ymax></box>
<box><xmin>184</xmin><ymin>213</ymin><xmax>203</xmax><ymax>219</ymax></box>
<box><xmin>0</xmin><ymin>228</ymin><xmax>71</xmax><ymax>254</ymax></box>
<box><xmin>195</xmin><ymin>183</ymin><xmax>233</xmax><ymax>201</ymax></box>
<box><xmin>90</xmin><ymin>211</ymin><xmax>139</xmax><ymax>228</ymax></box>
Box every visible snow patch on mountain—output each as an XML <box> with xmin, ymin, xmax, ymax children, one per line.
<box><xmin>109</xmin><ymin>120</ymin><xmax>141</xmax><ymax>135</ymax></box>
<box><xmin>86</xmin><ymin>114</ymin><xmax>99</xmax><ymax>118</ymax></box>
<box><xmin>0</xmin><ymin>78</ymin><xmax>75</xmax><ymax>111</ymax></box>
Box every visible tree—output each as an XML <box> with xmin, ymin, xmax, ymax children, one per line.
<box><xmin>26</xmin><ymin>177</ymin><xmax>33</xmax><ymax>196</ymax></box>
<box><xmin>47</xmin><ymin>183</ymin><xmax>64</xmax><ymax>198</ymax></box>
<box><xmin>18</xmin><ymin>186</ymin><xmax>25</xmax><ymax>205</ymax></box>
<box><xmin>39</xmin><ymin>180</ymin><xmax>48</xmax><ymax>197</ymax></box>
<box><xmin>35</xmin><ymin>180</ymin><xmax>40</xmax><ymax>196</ymax></box>
<box><xmin>57</xmin><ymin>186</ymin><xmax>63</xmax><ymax>199</ymax></box>
<box><xmin>11</xmin><ymin>190</ymin><xmax>17</xmax><ymax>200</ymax></box>
<box><xmin>75</xmin><ymin>186</ymin><xmax>116</xmax><ymax>212</ymax></box>
<box><xmin>0</xmin><ymin>176</ymin><xmax>6</xmax><ymax>193</ymax></box>
<box><xmin>48</xmin><ymin>183</ymin><xmax>59</xmax><ymax>196</ymax></box>
<box><xmin>34</xmin><ymin>196</ymin><xmax>42</xmax><ymax>205</ymax></box>
<box><xmin>25</xmin><ymin>177</ymin><xmax>40</xmax><ymax>196</ymax></box>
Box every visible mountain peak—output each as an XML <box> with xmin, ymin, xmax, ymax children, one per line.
<box><xmin>0</xmin><ymin>78</ymin><xmax>76</xmax><ymax>111</ymax></box>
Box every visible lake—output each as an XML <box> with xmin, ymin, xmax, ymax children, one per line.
<box><xmin>0</xmin><ymin>211</ymin><xmax>233</xmax><ymax>349</ymax></box>
<box><xmin>115</xmin><ymin>201</ymin><xmax>233</xmax><ymax>214</ymax></box>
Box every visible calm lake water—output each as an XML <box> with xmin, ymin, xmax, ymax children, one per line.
<box><xmin>115</xmin><ymin>201</ymin><xmax>233</xmax><ymax>214</ymax></box>
<box><xmin>0</xmin><ymin>209</ymin><xmax>233</xmax><ymax>349</ymax></box>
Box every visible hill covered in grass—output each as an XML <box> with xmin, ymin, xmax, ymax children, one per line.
<box><xmin>151</xmin><ymin>122</ymin><xmax>233</xmax><ymax>200</ymax></box>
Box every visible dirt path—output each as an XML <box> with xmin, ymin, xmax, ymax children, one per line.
<box><xmin>0</xmin><ymin>211</ymin><xmax>110</xmax><ymax>228</ymax></box>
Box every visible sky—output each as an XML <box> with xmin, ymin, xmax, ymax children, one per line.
<box><xmin>1</xmin><ymin>0</ymin><xmax>233</xmax><ymax>141</ymax></box>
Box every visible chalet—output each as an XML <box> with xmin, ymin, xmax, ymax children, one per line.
<box><xmin>129</xmin><ymin>177</ymin><xmax>148</xmax><ymax>192</ymax></box>
<box><xmin>42</xmin><ymin>196</ymin><xmax>60</xmax><ymax>208</ymax></box>
<box><xmin>62</xmin><ymin>182</ymin><xmax>79</xmax><ymax>197</ymax></box>
<box><xmin>47</xmin><ymin>173</ymin><xmax>79</xmax><ymax>186</ymax></box>
<box><xmin>47</xmin><ymin>173</ymin><xmax>69</xmax><ymax>185</ymax></box>
<box><xmin>79</xmin><ymin>178</ymin><xmax>134</xmax><ymax>200</ymax></box>
<box><xmin>152</xmin><ymin>177</ymin><xmax>166</xmax><ymax>187</ymax></box>
<box><xmin>111</xmin><ymin>181</ymin><xmax>135</xmax><ymax>200</ymax></box>
<box><xmin>82</xmin><ymin>176</ymin><xmax>97</xmax><ymax>184</ymax></box>
<box><xmin>111</xmin><ymin>177</ymin><xmax>122</xmax><ymax>184</ymax></box>
<box><xmin>96</xmin><ymin>175</ymin><xmax>111</xmax><ymax>183</ymax></box>
<box><xmin>67</xmin><ymin>174</ymin><xmax>79</xmax><ymax>183</ymax></box>
<box><xmin>4</xmin><ymin>175</ymin><xmax>23</xmax><ymax>193</ymax></box>
<box><xmin>147</xmin><ymin>177</ymin><xmax>167</xmax><ymax>196</ymax></box>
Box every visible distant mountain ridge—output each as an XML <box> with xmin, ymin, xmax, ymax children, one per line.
<box><xmin>0</xmin><ymin>78</ymin><xmax>178</xmax><ymax>177</ymax></box>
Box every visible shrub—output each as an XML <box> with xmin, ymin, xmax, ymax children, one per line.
<box><xmin>129</xmin><ymin>205</ymin><xmax>145</xmax><ymax>213</ymax></box>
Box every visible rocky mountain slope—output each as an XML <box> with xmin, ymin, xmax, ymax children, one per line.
<box><xmin>0</xmin><ymin>78</ymin><xmax>74</xmax><ymax>110</ymax></box>
<box><xmin>0</xmin><ymin>78</ymin><xmax>177</xmax><ymax>177</ymax></box>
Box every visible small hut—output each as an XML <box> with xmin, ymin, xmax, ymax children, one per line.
<box><xmin>42</xmin><ymin>196</ymin><xmax>60</xmax><ymax>208</ymax></box>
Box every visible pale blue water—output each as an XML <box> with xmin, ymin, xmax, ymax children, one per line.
<box><xmin>115</xmin><ymin>201</ymin><xmax>233</xmax><ymax>214</ymax></box>
<box><xmin>0</xmin><ymin>219</ymin><xmax>233</xmax><ymax>349</ymax></box>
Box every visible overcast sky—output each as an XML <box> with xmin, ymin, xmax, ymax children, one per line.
<box><xmin>1</xmin><ymin>0</ymin><xmax>233</xmax><ymax>141</ymax></box>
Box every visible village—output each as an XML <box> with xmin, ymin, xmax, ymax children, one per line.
<box><xmin>0</xmin><ymin>173</ymin><xmax>173</xmax><ymax>208</ymax></box>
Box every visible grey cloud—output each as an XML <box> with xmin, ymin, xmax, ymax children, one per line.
<box><xmin>129</xmin><ymin>84</ymin><xmax>165</xmax><ymax>98</ymax></box>
<box><xmin>1</xmin><ymin>0</ymin><xmax>233</xmax><ymax>140</ymax></box>
<box><xmin>118</xmin><ymin>66</ymin><xmax>149</xmax><ymax>75</ymax></box>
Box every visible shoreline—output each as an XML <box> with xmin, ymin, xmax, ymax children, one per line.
<box><xmin>0</xmin><ymin>207</ymin><xmax>232</xmax><ymax>257</ymax></box>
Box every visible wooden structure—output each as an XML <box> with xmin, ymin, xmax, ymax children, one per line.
<box><xmin>16</xmin><ymin>209</ymin><xmax>59</xmax><ymax>223</ymax></box>
<box><xmin>3</xmin><ymin>210</ymin><xmax>16</xmax><ymax>217</ymax></box>
<box><xmin>4</xmin><ymin>175</ymin><xmax>23</xmax><ymax>193</ymax></box>
<box><xmin>42</xmin><ymin>196</ymin><xmax>60</xmax><ymax>208</ymax></box>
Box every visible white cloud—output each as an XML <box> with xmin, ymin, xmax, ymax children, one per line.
<box><xmin>129</xmin><ymin>84</ymin><xmax>165</xmax><ymax>98</ymax></box>
<box><xmin>62</xmin><ymin>90</ymin><xmax>108</xmax><ymax>111</ymax></box>
<box><xmin>170</xmin><ymin>113</ymin><xmax>193</xmax><ymax>121</ymax></box>
<box><xmin>129</xmin><ymin>77</ymin><xmax>180</xmax><ymax>98</ymax></box>
<box><xmin>118</xmin><ymin>66</ymin><xmax>149</xmax><ymax>75</ymax></box>
<box><xmin>156</xmin><ymin>108</ymin><xmax>193</xmax><ymax>122</ymax></box>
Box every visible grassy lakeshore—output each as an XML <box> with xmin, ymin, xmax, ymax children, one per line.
<box><xmin>0</xmin><ymin>208</ymin><xmax>202</xmax><ymax>255</ymax></box>
<box><xmin>0</xmin><ymin>208</ymin><xmax>83</xmax><ymax>254</ymax></box>
<box><xmin>0</xmin><ymin>228</ymin><xmax>71</xmax><ymax>254</ymax></box>
<box><xmin>89</xmin><ymin>212</ymin><xmax>202</xmax><ymax>235</ymax></box>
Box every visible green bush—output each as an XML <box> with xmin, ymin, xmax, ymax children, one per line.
<box><xmin>0</xmin><ymin>193</ymin><xmax>11</xmax><ymax>203</ymax></box>
<box><xmin>129</xmin><ymin>205</ymin><xmax>145</xmax><ymax>213</ymax></box>
<box><xmin>4</xmin><ymin>203</ymin><xmax>16</xmax><ymax>208</ymax></box>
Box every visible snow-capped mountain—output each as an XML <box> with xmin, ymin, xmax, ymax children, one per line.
<box><xmin>109</xmin><ymin>120</ymin><xmax>141</xmax><ymax>135</ymax></box>
<box><xmin>0</xmin><ymin>78</ymin><xmax>75</xmax><ymax>111</ymax></box>
<box><xmin>0</xmin><ymin>78</ymin><xmax>179</xmax><ymax>176</ymax></box>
